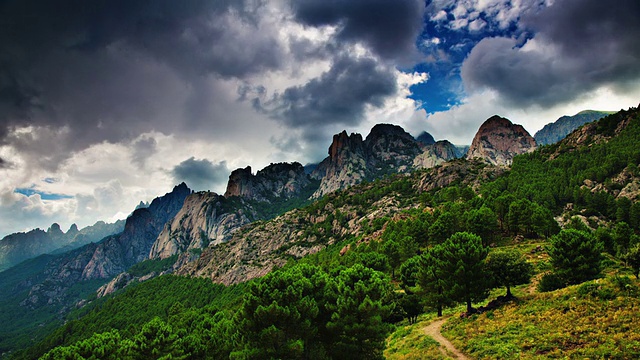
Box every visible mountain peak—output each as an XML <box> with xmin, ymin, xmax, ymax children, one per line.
<box><xmin>466</xmin><ymin>115</ymin><xmax>536</xmax><ymax>165</ymax></box>
<box><xmin>366</xmin><ymin>123</ymin><xmax>415</xmax><ymax>143</ymax></box>
<box><xmin>225</xmin><ymin>163</ymin><xmax>313</xmax><ymax>201</ymax></box>
<box><xmin>534</xmin><ymin>110</ymin><xmax>613</xmax><ymax>145</ymax></box>
<box><xmin>416</xmin><ymin>131</ymin><xmax>436</xmax><ymax>146</ymax></box>
<box><xmin>328</xmin><ymin>131</ymin><xmax>364</xmax><ymax>159</ymax></box>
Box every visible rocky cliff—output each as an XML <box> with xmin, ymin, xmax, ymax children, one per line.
<box><xmin>466</xmin><ymin>115</ymin><xmax>536</xmax><ymax>165</ymax></box>
<box><xmin>413</xmin><ymin>140</ymin><xmax>460</xmax><ymax>169</ymax></box>
<box><xmin>80</xmin><ymin>183</ymin><xmax>191</xmax><ymax>279</ymax></box>
<box><xmin>534</xmin><ymin>110</ymin><xmax>613</xmax><ymax>145</ymax></box>
<box><xmin>149</xmin><ymin>192</ymin><xmax>254</xmax><ymax>260</ymax></box>
<box><xmin>311</xmin><ymin>124</ymin><xmax>422</xmax><ymax>198</ymax></box>
<box><xmin>311</xmin><ymin>131</ymin><xmax>368</xmax><ymax>198</ymax></box>
<box><xmin>224</xmin><ymin>162</ymin><xmax>314</xmax><ymax>202</ymax></box>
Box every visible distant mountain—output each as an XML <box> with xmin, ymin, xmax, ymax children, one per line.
<box><xmin>0</xmin><ymin>220</ymin><xmax>124</xmax><ymax>272</ymax></box>
<box><xmin>413</xmin><ymin>140</ymin><xmax>459</xmax><ymax>169</ymax></box>
<box><xmin>15</xmin><ymin>183</ymin><xmax>191</xmax><ymax>311</ymax></box>
<box><xmin>466</xmin><ymin>115</ymin><xmax>536</xmax><ymax>165</ymax></box>
<box><xmin>415</xmin><ymin>131</ymin><xmax>436</xmax><ymax>146</ymax></box>
<box><xmin>534</xmin><ymin>110</ymin><xmax>614</xmax><ymax>145</ymax></box>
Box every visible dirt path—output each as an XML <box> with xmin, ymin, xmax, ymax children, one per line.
<box><xmin>423</xmin><ymin>318</ymin><xmax>469</xmax><ymax>360</ymax></box>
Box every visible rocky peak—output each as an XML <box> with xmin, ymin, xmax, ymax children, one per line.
<box><xmin>328</xmin><ymin>131</ymin><xmax>365</xmax><ymax>160</ymax></box>
<box><xmin>225</xmin><ymin>166</ymin><xmax>253</xmax><ymax>198</ymax></box>
<box><xmin>466</xmin><ymin>115</ymin><xmax>536</xmax><ymax>165</ymax></box>
<box><xmin>225</xmin><ymin>162</ymin><xmax>314</xmax><ymax>202</ymax></box>
<box><xmin>416</xmin><ymin>131</ymin><xmax>436</xmax><ymax>146</ymax></box>
<box><xmin>311</xmin><ymin>124</ymin><xmax>422</xmax><ymax>198</ymax></box>
<box><xmin>365</xmin><ymin>123</ymin><xmax>414</xmax><ymax>143</ymax></box>
<box><xmin>365</xmin><ymin>124</ymin><xmax>419</xmax><ymax>155</ymax></box>
<box><xmin>47</xmin><ymin>223</ymin><xmax>63</xmax><ymax>238</ymax></box>
<box><xmin>67</xmin><ymin>224</ymin><xmax>79</xmax><ymax>235</ymax></box>
<box><xmin>413</xmin><ymin>140</ymin><xmax>460</xmax><ymax>169</ymax></box>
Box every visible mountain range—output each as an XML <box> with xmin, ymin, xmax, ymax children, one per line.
<box><xmin>0</xmin><ymin>109</ymin><xmax>626</xmax><ymax>357</ymax></box>
<box><xmin>533</xmin><ymin>110</ymin><xmax>614</xmax><ymax>145</ymax></box>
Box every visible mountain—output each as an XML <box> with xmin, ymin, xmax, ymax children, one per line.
<box><xmin>534</xmin><ymin>110</ymin><xmax>614</xmax><ymax>145</ymax></box>
<box><xmin>466</xmin><ymin>115</ymin><xmax>536</xmax><ymax>165</ymax></box>
<box><xmin>312</xmin><ymin>124</ymin><xmax>431</xmax><ymax>198</ymax></box>
<box><xmin>415</xmin><ymin>131</ymin><xmax>436</xmax><ymax>146</ymax></box>
<box><xmin>224</xmin><ymin>162</ymin><xmax>314</xmax><ymax>202</ymax></box>
<box><xmin>0</xmin><ymin>221</ymin><xmax>124</xmax><ymax>272</ymax></box>
<box><xmin>413</xmin><ymin>140</ymin><xmax>459</xmax><ymax>169</ymax></box>
<box><xmin>176</xmin><ymin>158</ymin><xmax>505</xmax><ymax>286</ymax></box>
<box><xmin>14</xmin><ymin>183</ymin><xmax>191</xmax><ymax>312</ymax></box>
<box><xmin>6</xmin><ymin>105</ymin><xmax>640</xmax><ymax>359</ymax></box>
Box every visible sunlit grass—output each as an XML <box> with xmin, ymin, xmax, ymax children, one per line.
<box><xmin>385</xmin><ymin>313</ymin><xmax>446</xmax><ymax>360</ymax></box>
<box><xmin>442</xmin><ymin>275</ymin><xmax>640</xmax><ymax>359</ymax></box>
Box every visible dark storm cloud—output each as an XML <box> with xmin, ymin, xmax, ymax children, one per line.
<box><xmin>0</xmin><ymin>157</ymin><xmax>9</xmax><ymax>169</ymax></box>
<box><xmin>260</xmin><ymin>56</ymin><xmax>397</xmax><ymax>128</ymax></box>
<box><xmin>171</xmin><ymin>157</ymin><xmax>230</xmax><ymax>192</ymax></box>
<box><xmin>0</xmin><ymin>0</ymin><xmax>284</xmax><ymax>158</ymax></box>
<box><xmin>291</xmin><ymin>0</ymin><xmax>425</xmax><ymax>61</ymax></box>
<box><xmin>461</xmin><ymin>0</ymin><xmax>640</xmax><ymax>107</ymax></box>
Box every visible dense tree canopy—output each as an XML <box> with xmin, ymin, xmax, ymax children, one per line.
<box><xmin>549</xmin><ymin>229</ymin><xmax>604</xmax><ymax>285</ymax></box>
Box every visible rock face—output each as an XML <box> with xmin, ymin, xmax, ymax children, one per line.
<box><xmin>0</xmin><ymin>221</ymin><xmax>124</xmax><ymax>272</ymax></box>
<box><xmin>466</xmin><ymin>115</ymin><xmax>536</xmax><ymax>165</ymax></box>
<box><xmin>534</xmin><ymin>110</ymin><xmax>612</xmax><ymax>145</ymax></box>
<box><xmin>80</xmin><ymin>183</ymin><xmax>191</xmax><ymax>279</ymax></box>
<box><xmin>311</xmin><ymin>131</ymin><xmax>368</xmax><ymax>198</ymax></box>
<box><xmin>224</xmin><ymin>162</ymin><xmax>314</xmax><ymax>202</ymax></box>
<box><xmin>413</xmin><ymin>140</ymin><xmax>459</xmax><ymax>169</ymax></box>
<box><xmin>149</xmin><ymin>192</ymin><xmax>253</xmax><ymax>259</ymax></box>
<box><xmin>311</xmin><ymin>124</ymin><xmax>422</xmax><ymax>198</ymax></box>
<box><xmin>17</xmin><ymin>183</ymin><xmax>191</xmax><ymax>309</ymax></box>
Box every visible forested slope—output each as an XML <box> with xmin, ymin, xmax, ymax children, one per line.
<box><xmin>12</xmin><ymin>106</ymin><xmax>640</xmax><ymax>359</ymax></box>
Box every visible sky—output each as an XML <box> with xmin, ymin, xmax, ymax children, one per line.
<box><xmin>1</xmin><ymin>0</ymin><xmax>640</xmax><ymax>237</ymax></box>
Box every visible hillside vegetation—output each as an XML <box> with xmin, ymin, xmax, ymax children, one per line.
<box><xmin>10</xmin><ymin>106</ymin><xmax>640</xmax><ymax>359</ymax></box>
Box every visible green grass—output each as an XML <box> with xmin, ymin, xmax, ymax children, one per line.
<box><xmin>385</xmin><ymin>314</ymin><xmax>446</xmax><ymax>360</ymax></box>
<box><xmin>441</xmin><ymin>275</ymin><xmax>640</xmax><ymax>359</ymax></box>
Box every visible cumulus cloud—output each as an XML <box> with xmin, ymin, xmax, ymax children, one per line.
<box><xmin>461</xmin><ymin>0</ymin><xmax>640</xmax><ymax>108</ymax></box>
<box><xmin>171</xmin><ymin>157</ymin><xmax>230</xmax><ymax>192</ymax></box>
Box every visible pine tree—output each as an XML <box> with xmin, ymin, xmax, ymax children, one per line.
<box><xmin>485</xmin><ymin>248</ymin><xmax>533</xmax><ymax>298</ymax></box>
<box><xmin>418</xmin><ymin>245</ymin><xmax>451</xmax><ymax>317</ymax></box>
<box><xmin>326</xmin><ymin>264</ymin><xmax>393</xmax><ymax>360</ymax></box>
<box><xmin>438</xmin><ymin>232</ymin><xmax>489</xmax><ymax>314</ymax></box>
<box><xmin>548</xmin><ymin>229</ymin><xmax>604</xmax><ymax>285</ymax></box>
